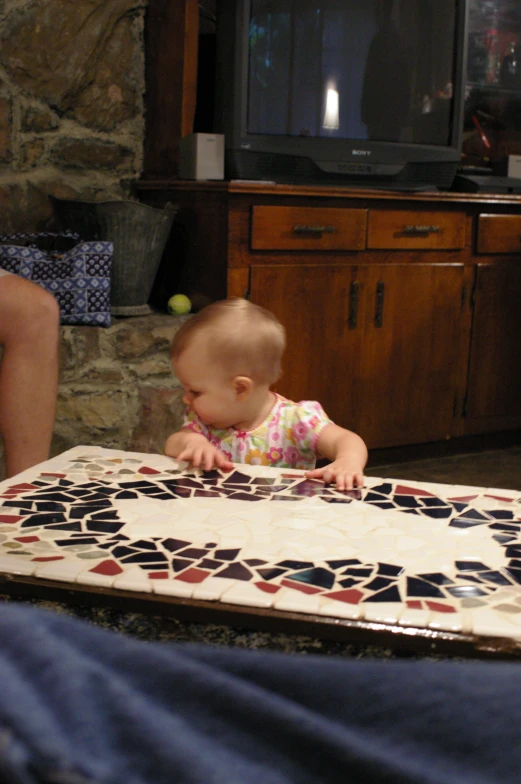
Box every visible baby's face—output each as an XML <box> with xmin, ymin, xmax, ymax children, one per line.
<box><xmin>174</xmin><ymin>344</ymin><xmax>238</xmax><ymax>430</ymax></box>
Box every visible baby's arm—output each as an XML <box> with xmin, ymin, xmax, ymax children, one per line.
<box><xmin>306</xmin><ymin>423</ymin><xmax>368</xmax><ymax>490</ymax></box>
<box><xmin>165</xmin><ymin>429</ymin><xmax>234</xmax><ymax>472</ymax></box>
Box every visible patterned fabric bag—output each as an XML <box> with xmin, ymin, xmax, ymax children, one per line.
<box><xmin>0</xmin><ymin>231</ymin><xmax>113</xmax><ymax>326</ymax></box>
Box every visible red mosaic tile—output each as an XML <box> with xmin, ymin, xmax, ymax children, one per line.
<box><xmin>406</xmin><ymin>600</ymin><xmax>423</xmax><ymax>609</ymax></box>
<box><xmin>425</xmin><ymin>601</ymin><xmax>457</xmax><ymax>613</ymax></box>
<box><xmin>89</xmin><ymin>560</ymin><xmax>124</xmax><ymax>576</ymax></box>
<box><xmin>281</xmin><ymin>578</ymin><xmax>322</xmax><ymax>595</ymax></box>
<box><xmin>31</xmin><ymin>556</ymin><xmax>64</xmax><ymax>562</ymax></box>
<box><xmin>138</xmin><ymin>467</ymin><xmax>161</xmax><ymax>475</ymax></box>
<box><xmin>149</xmin><ymin>571</ymin><xmax>169</xmax><ymax>579</ymax></box>
<box><xmin>324</xmin><ymin>588</ymin><xmax>364</xmax><ymax>604</ymax></box>
<box><xmin>175</xmin><ymin>568</ymin><xmax>210</xmax><ymax>584</ymax></box>
<box><xmin>14</xmin><ymin>536</ymin><xmax>39</xmax><ymax>543</ymax></box>
<box><xmin>395</xmin><ymin>484</ymin><xmax>435</xmax><ymax>497</ymax></box>
<box><xmin>255</xmin><ymin>581</ymin><xmax>281</xmax><ymax>594</ymax></box>
<box><xmin>0</xmin><ymin>515</ymin><xmax>24</xmax><ymax>524</ymax></box>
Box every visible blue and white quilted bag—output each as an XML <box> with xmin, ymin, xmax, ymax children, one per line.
<box><xmin>0</xmin><ymin>231</ymin><xmax>113</xmax><ymax>326</ymax></box>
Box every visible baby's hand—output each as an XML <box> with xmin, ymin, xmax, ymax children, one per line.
<box><xmin>177</xmin><ymin>442</ymin><xmax>234</xmax><ymax>472</ymax></box>
<box><xmin>305</xmin><ymin>459</ymin><xmax>364</xmax><ymax>491</ymax></box>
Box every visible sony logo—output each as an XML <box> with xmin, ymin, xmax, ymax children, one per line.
<box><xmin>352</xmin><ymin>149</ymin><xmax>372</xmax><ymax>156</ymax></box>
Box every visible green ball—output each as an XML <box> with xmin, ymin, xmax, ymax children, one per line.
<box><xmin>168</xmin><ymin>294</ymin><xmax>192</xmax><ymax>315</ymax></box>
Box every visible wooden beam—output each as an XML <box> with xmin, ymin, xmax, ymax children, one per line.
<box><xmin>143</xmin><ymin>0</ymin><xmax>199</xmax><ymax>177</ymax></box>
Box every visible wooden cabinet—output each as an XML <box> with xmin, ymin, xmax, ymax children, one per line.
<box><xmin>137</xmin><ymin>180</ymin><xmax>521</xmax><ymax>450</ymax></box>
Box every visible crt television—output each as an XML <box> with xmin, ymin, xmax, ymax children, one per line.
<box><xmin>214</xmin><ymin>0</ymin><xmax>469</xmax><ymax>190</ymax></box>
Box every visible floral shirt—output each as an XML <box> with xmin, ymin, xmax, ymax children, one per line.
<box><xmin>182</xmin><ymin>393</ymin><xmax>333</xmax><ymax>469</ymax></box>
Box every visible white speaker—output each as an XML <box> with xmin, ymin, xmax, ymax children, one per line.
<box><xmin>178</xmin><ymin>133</ymin><xmax>225</xmax><ymax>180</ymax></box>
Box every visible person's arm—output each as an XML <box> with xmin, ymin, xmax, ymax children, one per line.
<box><xmin>305</xmin><ymin>423</ymin><xmax>367</xmax><ymax>491</ymax></box>
<box><xmin>165</xmin><ymin>428</ymin><xmax>234</xmax><ymax>472</ymax></box>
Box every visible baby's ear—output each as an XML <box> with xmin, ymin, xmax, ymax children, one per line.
<box><xmin>233</xmin><ymin>375</ymin><xmax>253</xmax><ymax>400</ymax></box>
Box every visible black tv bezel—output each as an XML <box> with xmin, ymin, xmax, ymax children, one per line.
<box><xmin>214</xmin><ymin>0</ymin><xmax>469</xmax><ymax>188</ymax></box>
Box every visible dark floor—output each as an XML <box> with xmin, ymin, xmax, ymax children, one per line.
<box><xmin>366</xmin><ymin>444</ymin><xmax>521</xmax><ymax>491</ymax></box>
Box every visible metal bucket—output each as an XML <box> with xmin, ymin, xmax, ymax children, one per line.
<box><xmin>50</xmin><ymin>196</ymin><xmax>178</xmax><ymax>315</ymax></box>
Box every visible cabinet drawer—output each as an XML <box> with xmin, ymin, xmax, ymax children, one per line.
<box><xmin>251</xmin><ymin>206</ymin><xmax>367</xmax><ymax>251</ymax></box>
<box><xmin>477</xmin><ymin>214</ymin><xmax>521</xmax><ymax>254</ymax></box>
<box><xmin>367</xmin><ymin>210</ymin><xmax>466</xmax><ymax>250</ymax></box>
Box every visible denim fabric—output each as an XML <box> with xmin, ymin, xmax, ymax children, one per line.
<box><xmin>0</xmin><ymin>602</ymin><xmax>519</xmax><ymax>784</ymax></box>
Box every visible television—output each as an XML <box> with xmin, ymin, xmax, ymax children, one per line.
<box><xmin>214</xmin><ymin>0</ymin><xmax>469</xmax><ymax>190</ymax></box>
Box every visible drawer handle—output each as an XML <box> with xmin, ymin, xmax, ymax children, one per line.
<box><xmin>375</xmin><ymin>281</ymin><xmax>385</xmax><ymax>328</ymax></box>
<box><xmin>403</xmin><ymin>224</ymin><xmax>441</xmax><ymax>234</ymax></box>
<box><xmin>348</xmin><ymin>281</ymin><xmax>359</xmax><ymax>329</ymax></box>
<box><xmin>293</xmin><ymin>224</ymin><xmax>336</xmax><ymax>235</ymax></box>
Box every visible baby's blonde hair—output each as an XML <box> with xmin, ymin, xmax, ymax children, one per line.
<box><xmin>171</xmin><ymin>298</ymin><xmax>286</xmax><ymax>385</ymax></box>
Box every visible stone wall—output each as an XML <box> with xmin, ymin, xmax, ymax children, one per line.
<box><xmin>0</xmin><ymin>0</ymin><xmax>146</xmax><ymax>232</ymax></box>
<box><xmin>54</xmin><ymin>313</ymin><xmax>186</xmax><ymax>461</ymax></box>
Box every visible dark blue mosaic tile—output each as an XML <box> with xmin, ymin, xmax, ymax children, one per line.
<box><xmin>393</xmin><ymin>495</ymin><xmax>422</xmax><ymax>508</ymax></box>
<box><xmin>418</xmin><ymin>572</ymin><xmax>454</xmax><ymax>586</ymax></box>
<box><xmin>422</xmin><ymin>497</ymin><xmax>452</xmax><ymax>508</ymax></box>
<box><xmin>216</xmin><ymin>562</ymin><xmax>252</xmax><ymax>581</ymax></box>
<box><xmin>177</xmin><ymin>548</ymin><xmax>209</xmax><ymax>559</ymax></box>
<box><xmin>339</xmin><ymin>577</ymin><xmax>360</xmax><ymax>588</ymax></box>
<box><xmin>368</xmin><ymin>502</ymin><xmax>396</xmax><ymax>510</ymax></box>
<box><xmin>90</xmin><ymin>510</ymin><xmax>120</xmax><ymax>521</ymax></box>
<box><xmin>363</xmin><ymin>576</ymin><xmax>394</xmax><ymax>591</ymax></box>
<box><xmin>42</xmin><ymin>522</ymin><xmax>82</xmax><ymax>532</ymax></box>
<box><xmin>342</xmin><ymin>567</ymin><xmax>373</xmax><ymax>577</ymax></box>
<box><xmin>456</xmin><ymin>509</ymin><xmax>490</xmax><ymax>521</ymax></box>
<box><xmin>21</xmin><ymin>512</ymin><xmax>66</xmax><ymax>526</ymax></box>
<box><xmin>489</xmin><ymin>523</ymin><xmax>520</xmax><ymax>533</ymax></box>
<box><xmin>327</xmin><ymin>559</ymin><xmax>362</xmax><ymax>569</ymax></box>
<box><xmin>205</xmin><ymin>543</ymin><xmax>218</xmax><ymax>548</ymax></box>
<box><xmin>287</xmin><ymin>567</ymin><xmax>335</xmax><ymax>590</ymax></box>
<box><xmin>120</xmin><ymin>481</ymin><xmax>166</xmax><ymax>489</ymax></box>
<box><xmin>456</xmin><ymin>574</ymin><xmax>485</xmax><ymax>584</ymax></box>
<box><xmin>270</xmin><ymin>495</ymin><xmax>304</xmax><ymax>501</ymax></box>
<box><xmin>323</xmin><ymin>497</ymin><xmax>352</xmax><ymax>504</ymax></box>
<box><xmin>450</xmin><ymin>520</ymin><xmax>485</xmax><ymax>529</ymax></box>
<box><xmin>493</xmin><ymin>534</ymin><xmax>518</xmax><ymax>544</ymax></box>
<box><xmin>508</xmin><ymin>559</ymin><xmax>521</xmax><ymax>568</ymax></box>
<box><xmin>377</xmin><ymin>563</ymin><xmax>404</xmax><ymax>577</ymax></box>
<box><xmin>111</xmin><ymin>546</ymin><xmax>138</xmax><ymax>558</ymax></box>
<box><xmin>3</xmin><ymin>501</ymin><xmax>34</xmax><ymax>510</ymax></box>
<box><xmin>419</xmin><ymin>507</ymin><xmax>453</xmax><ymax>519</ymax></box>
<box><xmin>406</xmin><ymin>577</ymin><xmax>445</xmax><ymax>598</ymax></box>
<box><xmin>121</xmin><ymin>552</ymin><xmax>168</xmax><ymax>564</ymax></box>
<box><xmin>364</xmin><ymin>585</ymin><xmax>402</xmax><ymax>603</ymax></box>
<box><xmin>370</xmin><ymin>483</ymin><xmax>393</xmax><ymax>495</ymax></box>
<box><xmin>251</xmin><ymin>477</ymin><xmax>276</xmax><ymax>485</ymax></box>
<box><xmin>488</xmin><ymin>510</ymin><xmax>515</xmax><ymax>520</ymax></box>
<box><xmin>32</xmin><ymin>502</ymin><xmax>67</xmax><ymax>512</ymax></box>
<box><xmin>477</xmin><ymin>570</ymin><xmax>513</xmax><ymax>586</ymax></box>
<box><xmin>173</xmin><ymin>558</ymin><xmax>193</xmax><ymax>572</ymax></box>
<box><xmin>446</xmin><ymin>585</ymin><xmax>489</xmax><ymax>598</ymax></box>
<box><xmin>224</xmin><ymin>471</ymin><xmax>251</xmax><ymax>484</ymax></box>
<box><xmin>214</xmin><ymin>548</ymin><xmax>241</xmax><ymax>561</ymax></box>
<box><xmin>257</xmin><ymin>567</ymin><xmax>288</xmax><ymax>581</ymax></box>
<box><xmin>55</xmin><ymin>537</ymin><xmax>100</xmax><ymax>546</ymax></box>
<box><xmin>221</xmin><ymin>484</ymin><xmax>253</xmax><ymax>492</ymax></box>
<box><xmin>115</xmin><ymin>491</ymin><xmax>140</xmax><ymax>500</ymax></box>
<box><xmin>364</xmin><ymin>492</ymin><xmax>389</xmax><ymax>502</ymax></box>
<box><xmin>455</xmin><ymin>560</ymin><xmax>491</xmax><ymax>572</ymax></box>
<box><xmin>70</xmin><ymin>505</ymin><xmax>111</xmax><ymax>519</ymax></box>
<box><xmin>26</xmin><ymin>493</ymin><xmax>75</xmax><ymax>503</ymax></box>
<box><xmin>198</xmin><ymin>558</ymin><xmax>223</xmax><ymax>570</ymax></box>
<box><xmin>505</xmin><ymin>546</ymin><xmax>521</xmax><ymax>558</ymax></box>
<box><xmin>201</xmin><ymin>470</ymin><xmax>222</xmax><ymax>480</ymax></box>
<box><xmin>277</xmin><ymin>560</ymin><xmax>314</xmax><ymax>569</ymax></box>
<box><xmin>162</xmin><ymin>538</ymin><xmax>190</xmax><ymax>552</ymax></box>
<box><xmin>131</xmin><ymin>540</ymin><xmax>158</xmax><ymax>551</ymax></box>
<box><xmin>86</xmin><ymin>521</ymin><xmax>124</xmax><ymax>534</ymax></box>
<box><xmin>244</xmin><ymin>559</ymin><xmax>267</xmax><ymax>566</ymax></box>
<box><xmin>505</xmin><ymin>568</ymin><xmax>521</xmax><ymax>585</ymax></box>
<box><xmin>452</xmin><ymin>502</ymin><xmax>470</xmax><ymax>512</ymax></box>
<box><xmin>194</xmin><ymin>490</ymin><xmax>221</xmax><ymax>498</ymax></box>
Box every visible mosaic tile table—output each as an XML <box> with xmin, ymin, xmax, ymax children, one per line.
<box><xmin>1</xmin><ymin>445</ymin><xmax>521</xmax><ymax>658</ymax></box>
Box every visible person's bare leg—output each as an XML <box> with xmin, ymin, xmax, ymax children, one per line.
<box><xmin>0</xmin><ymin>275</ymin><xmax>60</xmax><ymax>477</ymax></box>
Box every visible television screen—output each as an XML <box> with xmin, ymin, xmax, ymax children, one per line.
<box><xmin>247</xmin><ymin>0</ymin><xmax>457</xmax><ymax>146</ymax></box>
<box><xmin>215</xmin><ymin>0</ymin><xmax>467</xmax><ymax>188</ymax></box>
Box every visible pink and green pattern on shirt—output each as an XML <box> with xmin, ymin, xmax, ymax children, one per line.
<box><xmin>182</xmin><ymin>394</ymin><xmax>333</xmax><ymax>469</ymax></box>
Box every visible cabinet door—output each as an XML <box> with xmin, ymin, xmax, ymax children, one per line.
<box><xmin>465</xmin><ymin>261</ymin><xmax>521</xmax><ymax>432</ymax></box>
<box><xmin>354</xmin><ymin>264</ymin><xmax>465</xmax><ymax>448</ymax></box>
<box><xmin>250</xmin><ymin>265</ymin><xmax>364</xmax><ymax>431</ymax></box>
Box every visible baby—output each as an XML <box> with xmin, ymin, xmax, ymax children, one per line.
<box><xmin>165</xmin><ymin>298</ymin><xmax>367</xmax><ymax>490</ymax></box>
